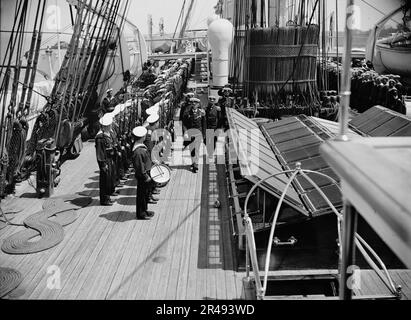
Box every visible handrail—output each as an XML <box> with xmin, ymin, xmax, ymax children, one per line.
<box><xmin>243</xmin><ymin>163</ymin><xmax>399</xmax><ymax>299</ymax></box>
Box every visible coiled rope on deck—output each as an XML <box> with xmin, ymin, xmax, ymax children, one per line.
<box><xmin>1</xmin><ymin>195</ymin><xmax>92</xmax><ymax>255</ymax></box>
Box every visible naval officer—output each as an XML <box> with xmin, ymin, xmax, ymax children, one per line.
<box><xmin>185</xmin><ymin>98</ymin><xmax>205</xmax><ymax>173</ymax></box>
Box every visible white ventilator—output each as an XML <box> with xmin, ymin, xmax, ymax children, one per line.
<box><xmin>207</xmin><ymin>18</ymin><xmax>234</xmax><ymax>87</ymax></box>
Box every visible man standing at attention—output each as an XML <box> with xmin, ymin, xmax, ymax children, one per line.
<box><xmin>144</xmin><ymin>113</ymin><xmax>161</xmax><ymax>204</ymax></box>
<box><xmin>132</xmin><ymin>126</ymin><xmax>155</xmax><ymax>220</ymax></box>
<box><xmin>102</xmin><ymin>88</ymin><xmax>114</xmax><ymax>114</ymax></box>
<box><xmin>95</xmin><ymin>115</ymin><xmax>115</xmax><ymax>206</ymax></box>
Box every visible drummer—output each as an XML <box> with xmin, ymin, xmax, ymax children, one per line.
<box><xmin>132</xmin><ymin>126</ymin><xmax>155</xmax><ymax>220</ymax></box>
<box><xmin>145</xmin><ymin>113</ymin><xmax>161</xmax><ymax>202</ymax></box>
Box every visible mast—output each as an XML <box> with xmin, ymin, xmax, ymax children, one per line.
<box><xmin>337</xmin><ymin>0</ymin><xmax>355</xmax><ymax>141</ymax></box>
<box><xmin>177</xmin><ymin>0</ymin><xmax>196</xmax><ymax>50</ymax></box>
<box><xmin>148</xmin><ymin>14</ymin><xmax>153</xmax><ymax>54</ymax></box>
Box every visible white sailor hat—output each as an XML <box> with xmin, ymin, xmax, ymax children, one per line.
<box><xmin>184</xmin><ymin>92</ymin><xmax>195</xmax><ymax>97</ymax></box>
<box><xmin>106</xmin><ymin>88</ymin><xmax>113</xmax><ymax>93</ymax></box>
<box><xmin>120</xmin><ymin>104</ymin><xmax>126</xmax><ymax>112</ymax></box>
<box><xmin>132</xmin><ymin>126</ymin><xmax>147</xmax><ymax>138</ymax></box>
<box><xmin>165</xmin><ymin>92</ymin><xmax>172</xmax><ymax>98</ymax></box>
<box><xmin>146</xmin><ymin>107</ymin><xmax>155</xmax><ymax>115</ymax></box>
<box><xmin>99</xmin><ymin>114</ymin><xmax>113</xmax><ymax>126</ymax></box>
<box><xmin>113</xmin><ymin>104</ymin><xmax>122</xmax><ymax>115</ymax></box>
<box><xmin>125</xmin><ymin>99</ymin><xmax>132</xmax><ymax>107</ymax></box>
<box><xmin>189</xmin><ymin>98</ymin><xmax>201</xmax><ymax>103</ymax></box>
<box><xmin>147</xmin><ymin>113</ymin><xmax>159</xmax><ymax>124</ymax></box>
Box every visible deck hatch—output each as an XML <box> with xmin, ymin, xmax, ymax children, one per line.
<box><xmin>261</xmin><ymin>116</ymin><xmax>351</xmax><ymax>217</ymax></box>
<box><xmin>226</xmin><ymin>109</ymin><xmax>305</xmax><ymax>213</ymax></box>
<box><xmin>349</xmin><ymin>106</ymin><xmax>411</xmax><ymax>137</ymax></box>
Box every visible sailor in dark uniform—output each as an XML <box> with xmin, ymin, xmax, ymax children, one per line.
<box><xmin>185</xmin><ymin>98</ymin><xmax>205</xmax><ymax>173</ymax></box>
<box><xmin>132</xmin><ymin>126</ymin><xmax>155</xmax><ymax>220</ymax></box>
<box><xmin>108</xmin><ymin>107</ymin><xmax>123</xmax><ymax>192</ymax></box>
<box><xmin>217</xmin><ymin>87</ymin><xmax>233</xmax><ymax>129</ymax></box>
<box><xmin>95</xmin><ymin>115</ymin><xmax>115</xmax><ymax>206</ymax></box>
<box><xmin>180</xmin><ymin>92</ymin><xmax>195</xmax><ymax>133</ymax></box>
<box><xmin>144</xmin><ymin>113</ymin><xmax>161</xmax><ymax>203</ymax></box>
<box><xmin>206</xmin><ymin>96</ymin><xmax>220</xmax><ymax>131</ymax></box>
<box><xmin>102</xmin><ymin>88</ymin><xmax>115</xmax><ymax>114</ymax></box>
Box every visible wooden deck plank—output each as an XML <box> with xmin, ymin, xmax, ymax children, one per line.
<box><xmin>35</xmin><ymin>178</ymin><xmax>112</xmax><ymax>299</ymax></box>
<box><xmin>105</xmin><ymin>214</ymin><xmax>142</xmax><ymax>300</ymax></box>
<box><xmin>195</xmin><ymin>164</ymin><xmax>209</xmax><ymax>300</ymax></box>
<box><xmin>183</xmin><ymin>161</ymin><xmax>202</xmax><ymax>300</ymax></box>
<box><xmin>133</xmin><ymin>200</ymin><xmax>167</xmax><ymax>300</ymax></box>
<box><xmin>176</xmin><ymin>198</ymin><xmax>195</xmax><ymax>299</ymax></box>
<box><xmin>86</xmin><ymin>197</ymin><xmax>138</xmax><ymax>299</ymax></box>
<box><xmin>0</xmin><ymin>125</ymin><xmax>245</xmax><ymax>301</ymax></box>
<box><xmin>149</xmin><ymin>199</ymin><xmax>182</xmax><ymax>300</ymax></box>
<box><xmin>29</xmin><ymin>205</ymin><xmax>105</xmax><ymax>299</ymax></box>
<box><xmin>75</xmin><ymin>210</ymin><xmax>123</xmax><ymax>299</ymax></box>
<box><xmin>1</xmin><ymin>144</ymin><xmax>102</xmax><ymax>299</ymax></box>
<box><xmin>51</xmin><ymin>205</ymin><xmax>114</xmax><ymax>299</ymax></box>
<box><xmin>164</xmin><ymin>199</ymin><xmax>191</xmax><ymax>299</ymax></box>
<box><xmin>177</xmin><ymin>155</ymin><xmax>201</xmax><ymax>299</ymax></box>
<box><xmin>145</xmin><ymin>200</ymin><xmax>177</xmax><ymax>299</ymax></box>
<box><xmin>123</xmin><ymin>208</ymin><xmax>160</xmax><ymax>299</ymax></box>
<box><xmin>119</xmin><ymin>165</ymin><xmax>178</xmax><ymax>299</ymax></box>
<box><xmin>109</xmin><ymin>212</ymin><xmax>147</xmax><ymax>300</ymax></box>
<box><xmin>186</xmin><ymin>200</ymin><xmax>201</xmax><ymax>299</ymax></box>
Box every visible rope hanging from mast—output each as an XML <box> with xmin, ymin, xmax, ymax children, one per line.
<box><xmin>0</xmin><ymin>0</ymin><xmax>131</xmax><ymax>198</ymax></box>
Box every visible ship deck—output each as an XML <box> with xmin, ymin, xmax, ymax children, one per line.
<box><xmin>1</xmin><ymin>118</ymin><xmax>411</xmax><ymax>300</ymax></box>
<box><xmin>0</xmin><ymin>119</ymin><xmax>244</xmax><ymax>300</ymax></box>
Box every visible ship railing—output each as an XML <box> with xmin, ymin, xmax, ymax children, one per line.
<box><xmin>243</xmin><ymin>163</ymin><xmax>401</xmax><ymax>300</ymax></box>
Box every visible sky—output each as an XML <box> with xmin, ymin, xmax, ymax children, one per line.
<box><xmin>127</xmin><ymin>0</ymin><xmax>217</xmax><ymax>35</ymax></box>
<box><xmin>124</xmin><ymin>0</ymin><xmax>404</xmax><ymax>35</ymax></box>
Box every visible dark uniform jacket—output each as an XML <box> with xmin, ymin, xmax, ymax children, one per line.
<box><xmin>187</xmin><ymin>108</ymin><xmax>205</xmax><ymax>136</ymax></box>
<box><xmin>102</xmin><ymin>96</ymin><xmax>115</xmax><ymax>113</ymax></box>
<box><xmin>144</xmin><ymin>128</ymin><xmax>155</xmax><ymax>157</ymax></box>
<box><xmin>206</xmin><ymin>103</ymin><xmax>219</xmax><ymax>130</ymax></box>
<box><xmin>132</xmin><ymin>144</ymin><xmax>152</xmax><ymax>182</ymax></box>
<box><xmin>95</xmin><ymin>131</ymin><xmax>113</xmax><ymax>166</ymax></box>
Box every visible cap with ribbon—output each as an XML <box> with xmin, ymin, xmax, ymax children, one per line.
<box><xmin>99</xmin><ymin>114</ymin><xmax>113</xmax><ymax>126</ymax></box>
<box><xmin>132</xmin><ymin>126</ymin><xmax>148</xmax><ymax>138</ymax></box>
<box><xmin>113</xmin><ymin>104</ymin><xmax>122</xmax><ymax>116</ymax></box>
<box><xmin>147</xmin><ymin>113</ymin><xmax>160</xmax><ymax>124</ymax></box>
<box><xmin>189</xmin><ymin>98</ymin><xmax>201</xmax><ymax>103</ymax></box>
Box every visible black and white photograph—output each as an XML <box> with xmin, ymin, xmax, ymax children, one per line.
<box><xmin>0</xmin><ymin>0</ymin><xmax>411</xmax><ymax>307</ymax></box>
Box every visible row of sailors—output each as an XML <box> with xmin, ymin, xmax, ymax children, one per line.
<box><xmin>95</xmin><ymin>102</ymin><xmax>162</xmax><ymax>219</ymax></box>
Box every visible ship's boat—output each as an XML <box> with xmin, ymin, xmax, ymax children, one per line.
<box><xmin>373</xmin><ymin>32</ymin><xmax>411</xmax><ymax>78</ymax></box>
<box><xmin>366</xmin><ymin>2</ymin><xmax>411</xmax><ymax>81</ymax></box>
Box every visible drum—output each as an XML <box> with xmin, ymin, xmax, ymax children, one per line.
<box><xmin>150</xmin><ymin>164</ymin><xmax>171</xmax><ymax>187</ymax></box>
